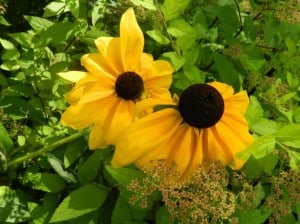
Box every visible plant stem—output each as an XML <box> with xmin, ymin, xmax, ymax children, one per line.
<box><xmin>153</xmin><ymin>0</ymin><xmax>181</xmax><ymax>55</ymax></box>
<box><xmin>7</xmin><ymin>131</ymin><xmax>87</xmax><ymax>168</ymax></box>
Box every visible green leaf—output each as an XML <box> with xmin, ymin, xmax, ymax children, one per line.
<box><xmin>214</xmin><ymin>54</ymin><xmax>240</xmax><ymax>90</ymax></box>
<box><xmin>287</xmin><ymin>150</ymin><xmax>300</xmax><ymax>170</ymax></box>
<box><xmin>167</xmin><ymin>19</ymin><xmax>196</xmax><ymax>38</ymax></box>
<box><xmin>183</xmin><ymin>65</ymin><xmax>206</xmax><ymax>83</ymax></box>
<box><xmin>206</xmin><ymin>5</ymin><xmax>239</xmax><ymax>35</ymax></box>
<box><xmin>286</xmin><ymin>71</ymin><xmax>299</xmax><ymax>89</ymax></box>
<box><xmin>161</xmin><ymin>0</ymin><xmax>190</xmax><ymax>21</ymax></box>
<box><xmin>8</xmin><ymin>32</ymin><xmax>34</xmax><ymax>48</ymax></box>
<box><xmin>49</xmin><ymin>184</ymin><xmax>108</xmax><ymax>223</ymax></box>
<box><xmin>0</xmin><ymin>123</ymin><xmax>14</xmax><ymax>155</ymax></box>
<box><xmin>285</xmin><ymin>36</ymin><xmax>296</xmax><ymax>54</ymax></box>
<box><xmin>182</xmin><ymin>47</ymin><xmax>200</xmax><ymax>67</ymax></box>
<box><xmin>77</xmin><ymin>150</ymin><xmax>110</xmax><ymax>185</ymax></box>
<box><xmin>245</xmin><ymin>96</ymin><xmax>264</xmax><ymax>126</ymax></box>
<box><xmin>0</xmin><ymin>96</ymin><xmax>45</xmax><ymax>123</ymax></box>
<box><xmin>24</xmin><ymin>15</ymin><xmax>54</xmax><ymax>32</ymax></box>
<box><xmin>130</xmin><ymin>0</ymin><xmax>156</xmax><ymax>10</ymax></box>
<box><xmin>64</xmin><ymin>137</ymin><xmax>87</xmax><ymax>168</ymax></box>
<box><xmin>0</xmin><ymin>15</ymin><xmax>10</xmax><ymax>26</ymax></box>
<box><xmin>276</xmin><ymin>124</ymin><xmax>300</xmax><ymax>148</ymax></box>
<box><xmin>47</xmin><ymin>155</ymin><xmax>77</xmax><ymax>183</ymax></box>
<box><xmin>146</xmin><ymin>29</ymin><xmax>170</xmax><ymax>45</ymax></box>
<box><xmin>104</xmin><ymin>165</ymin><xmax>145</xmax><ymax>187</ymax></box>
<box><xmin>244</xmin><ymin>16</ymin><xmax>256</xmax><ymax>41</ymax></box>
<box><xmin>236</xmin><ymin>208</ymin><xmax>271</xmax><ymax>224</ymax></box>
<box><xmin>112</xmin><ymin>195</ymin><xmax>148</xmax><ymax>223</ymax></box>
<box><xmin>43</xmin><ymin>1</ymin><xmax>66</xmax><ymax>18</ymax></box>
<box><xmin>237</xmin><ymin>135</ymin><xmax>276</xmax><ymax>161</ymax></box>
<box><xmin>156</xmin><ymin>205</ymin><xmax>170</xmax><ymax>224</ymax></box>
<box><xmin>0</xmin><ymin>38</ymin><xmax>19</xmax><ymax>62</ymax></box>
<box><xmin>66</xmin><ymin>0</ymin><xmax>80</xmax><ymax>19</ymax></box>
<box><xmin>36</xmin><ymin>21</ymin><xmax>75</xmax><ymax>46</ymax></box>
<box><xmin>0</xmin><ymin>186</ymin><xmax>30</xmax><ymax>223</ymax></box>
<box><xmin>29</xmin><ymin>193</ymin><xmax>60</xmax><ymax>224</ymax></box>
<box><xmin>251</xmin><ymin>118</ymin><xmax>278</xmax><ymax>135</ymax></box>
<box><xmin>259</xmin><ymin>152</ymin><xmax>278</xmax><ymax>175</ymax></box>
<box><xmin>161</xmin><ymin>52</ymin><xmax>185</xmax><ymax>71</ymax></box>
<box><xmin>91</xmin><ymin>0</ymin><xmax>106</xmax><ymax>26</ymax></box>
<box><xmin>22</xmin><ymin>172</ymin><xmax>66</xmax><ymax>192</ymax></box>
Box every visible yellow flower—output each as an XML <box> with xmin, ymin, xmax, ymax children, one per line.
<box><xmin>112</xmin><ymin>82</ymin><xmax>254</xmax><ymax>180</ymax></box>
<box><xmin>60</xmin><ymin>8</ymin><xmax>173</xmax><ymax>149</ymax></box>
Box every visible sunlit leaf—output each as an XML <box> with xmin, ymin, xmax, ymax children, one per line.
<box><xmin>276</xmin><ymin>124</ymin><xmax>300</xmax><ymax>148</ymax></box>
<box><xmin>50</xmin><ymin>184</ymin><xmax>108</xmax><ymax>222</ymax></box>
<box><xmin>161</xmin><ymin>0</ymin><xmax>189</xmax><ymax>21</ymax></box>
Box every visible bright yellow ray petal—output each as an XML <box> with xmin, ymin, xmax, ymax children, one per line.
<box><xmin>224</xmin><ymin>90</ymin><xmax>249</xmax><ymax>114</ymax></box>
<box><xmin>135</xmin><ymin>96</ymin><xmax>174</xmax><ymax>116</ymax></box>
<box><xmin>147</xmin><ymin>88</ymin><xmax>173</xmax><ymax>101</ymax></box>
<box><xmin>120</xmin><ymin>8</ymin><xmax>144</xmax><ymax>71</ymax></box>
<box><xmin>88</xmin><ymin>120</ymin><xmax>106</xmax><ymax>149</ymax></box>
<box><xmin>134</xmin><ymin>53</ymin><xmax>155</xmax><ymax>80</ymax></box>
<box><xmin>65</xmin><ymin>75</ymin><xmax>114</xmax><ymax>104</ymax></box>
<box><xmin>166</xmin><ymin>123</ymin><xmax>194</xmax><ymax>175</ymax></box>
<box><xmin>153</xmin><ymin>60</ymin><xmax>174</xmax><ymax>77</ymax></box>
<box><xmin>103</xmin><ymin>98</ymin><xmax>135</xmax><ymax>145</ymax></box>
<box><xmin>209</xmin><ymin>81</ymin><xmax>234</xmax><ymax>100</ymax></box>
<box><xmin>77</xmin><ymin>88</ymin><xmax>115</xmax><ymax>104</ymax></box>
<box><xmin>201</xmin><ymin>127</ymin><xmax>231</xmax><ymax>165</ymax></box>
<box><xmin>58</xmin><ymin>71</ymin><xmax>89</xmax><ymax>83</ymax></box>
<box><xmin>112</xmin><ymin>108</ymin><xmax>182</xmax><ymax>167</ymax></box>
<box><xmin>87</xmin><ymin>95</ymin><xmax>119</xmax><ymax>149</ymax></box>
<box><xmin>94</xmin><ymin>37</ymin><xmax>123</xmax><ymax>75</ymax></box>
<box><xmin>61</xmin><ymin>101</ymin><xmax>101</xmax><ymax>129</ymax></box>
<box><xmin>180</xmin><ymin>129</ymin><xmax>203</xmax><ymax>180</ymax></box>
<box><xmin>81</xmin><ymin>53</ymin><xmax>117</xmax><ymax>80</ymax></box>
<box><xmin>144</xmin><ymin>76</ymin><xmax>172</xmax><ymax>90</ymax></box>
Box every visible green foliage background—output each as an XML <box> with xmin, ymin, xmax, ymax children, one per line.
<box><xmin>1</xmin><ymin>0</ymin><xmax>300</xmax><ymax>223</ymax></box>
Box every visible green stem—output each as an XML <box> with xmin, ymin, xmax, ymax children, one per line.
<box><xmin>7</xmin><ymin>131</ymin><xmax>87</xmax><ymax>168</ymax></box>
<box><xmin>153</xmin><ymin>0</ymin><xmax>181</xmax><ymax>55</ymax></box>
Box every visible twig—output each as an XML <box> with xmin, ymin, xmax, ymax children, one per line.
<box><xmin>7</xmin><ymin>131</ymin><xmax>87</xmax><ymax>168</ymax></box>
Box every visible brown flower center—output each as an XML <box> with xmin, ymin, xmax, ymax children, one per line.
<box><xmin>178</xmin><ymin>84</ymin><xmax>224</xmax><ymax>128</ymax></box>
<box><xmin>115</xmin><ymin>72</ymin><xmax>144</xmax><ymax>100</ymax></box>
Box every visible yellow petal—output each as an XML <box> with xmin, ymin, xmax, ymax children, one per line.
<box><xmin>65</xmin><ymin>75</ymin><xmax>114</xmax><ymax>104</ymax></box>
<box><xmin>134</xmin><ymin>53</ymin><xmax>155</xmax><ymax>80</ymax></box>
<box><xmin>95</xmin><ymin>37</ymin><xmax>123</xmax><ymax>75</ymax></box>
<box><xmin>202</xmin><ymin>112</ymin><xmax>253</xmax><ymax>167</ymax></box>
<box><xmin>224</xmin><ymin>90</ymin><xmax>249</xmax><ymax>114</ymax></box>
<box><xmin>120</xmin><ymin>8</ymin><xmax>144</xmax><ymax>71</ymax></box>
<box><xmin>180</xmin><ymin>129</ymin><xmax>203</xmax><ymax>180</ymax></box>
<box><xmin>209</xmin><ymin>81</ymin><xmax>234</xmax><ymax>100</ymax></box>
<box><xmin>103</xmin><ymin>98</ymin><xmax>135</xmax><ymax>145</ymax></box>
<box><xmin>153</xmin><ymin>60</ymin><xmax>174</xmax><ymax>77</ymax></box>
<box><xmin>61</xmin><ymin>101</ymin><xmax>101</xmax><ymax>129</ymax></box>
<box><xmin>88</xmin><ymin>120</ymin><xmax>106</xmax><ymax>149</ymax></box>
<box><xmin>112</xmin><ymin>108</ymin><xmax>182</xmax><ymax>167</ymax></box>
<box><xmin>135</xmin><ymin>95</ymin><xmax>174</xmax><ymax>116</ymax></box>
<box><xmin>201</xmin><ymin>127</ymin><xmax>231</xmax><ymax>165</ymax></box>
<box><xmin>87</xmin><ymin>95</ymin><xmax>119</xmax><ymax>149</ymax></box>
<box><xmin>166</xmin><ymin>123</ymin><xmax>195</xmax><ymax>175</ymax></box>
<box><xmin>81</xmin><ymin>53</ymin><xmax>117</xmax><ymax>80</ymax></box>
<box><xmin>58</xmin><ymin>71</ymin><xmax>89</xmax><ymax>83</ymax></box>
<box><xmin>144</xmin><ymin>76</ymin><xmax>172</xmax><ymax>90</ymax></box>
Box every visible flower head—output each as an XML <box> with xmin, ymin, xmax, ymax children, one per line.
<box><xmin>60</xmin><ymin>8</ymin><xmax>173</xmax><ymax>148</ymax></box>
<box><xmin>112</xmin><ymin>82</ymin><xmax>254</xmax><ymax>180</ymax></box>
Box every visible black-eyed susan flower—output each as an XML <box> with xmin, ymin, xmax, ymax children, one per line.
<box><xmin>60</xmin><ymin>8</ymin><xmax>173</xmax><ymax>149</ymax></box>
<box><xmin>112</xmin><ymin>82</ymin><xmax>254</xmax><ymax>180</ymax></box>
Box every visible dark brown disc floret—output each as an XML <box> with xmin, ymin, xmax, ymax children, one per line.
<box><xmin>178</xmin><ymin>84</ymin><xmax>224</xmax><ymax>128</ymax></box>
<box><xmin>115</xmin><ymin>72</ymin><xmax>144</xmax><ymax>100</ymax></box>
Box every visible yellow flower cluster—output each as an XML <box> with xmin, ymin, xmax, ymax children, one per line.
<box><xmin>60</xmin><ymin>8</ymin><xmax>253</xmax><ymax>180</ymax></box>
